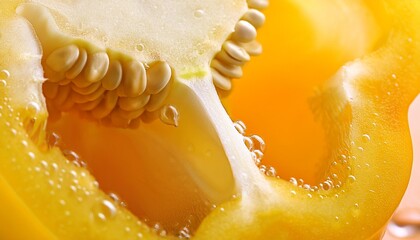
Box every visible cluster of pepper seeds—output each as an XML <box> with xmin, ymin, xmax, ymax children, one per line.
<box><xmin>42</xmin><ymin>43</ymin><xmax>173</xmax><ymax>129</ymax></box>
<box><xmin>211</xmin><ymin>0</ymin><xmax>267</xmax><ymax>92</ymax></box>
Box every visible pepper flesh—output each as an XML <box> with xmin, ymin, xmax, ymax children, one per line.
<box><xmin>0</xmin><ymin>0</ymin><xmax>420</xmax><ymax>240</ymax></box>
<box><xmin>199</xmin><ymin>0</ymin><xmax>420</xmax><ymax>239</ymax></box>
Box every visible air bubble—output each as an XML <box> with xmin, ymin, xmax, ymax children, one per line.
<box><xmin>0</xmin><ymin>80</ymin><xmax>6</xmax><ymax>88</ymax></box>
<box><xmin>160</xmin><ymin>105</ymin><xmax>179</xmax><ymax>127</ymax></box>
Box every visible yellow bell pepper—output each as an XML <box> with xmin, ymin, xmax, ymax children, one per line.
<box><xmin>0</xmin><ymin>0</ymin><xmax>419</xmax><ymax>240</ymax></box>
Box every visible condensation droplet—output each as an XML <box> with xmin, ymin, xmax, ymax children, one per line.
<box><xmin>243</xmin><ymin>136</ymin><xmax>254</xmax><ymax>150</ymax></box>
<box><xmin>0</xmin><ymin>80</ymin><xmax>6</xmax><ymax>88</ymax></box>
<box><xmin>391</xmin><ymin>73</ymin><xmax>397</xmax><ymax>80</ymax></box>
<box><xmin>194</xmin><ymin>9</ymin><xmax>205</xmax><ymax>18</ymax></box>
<box><xmin>233</xmin><ymin>120</ymin><xmax>246</xmax><ymax>135</ymax></box>
<box><xmin>178</xmin><ymin>226</ymin><xmax>191</xmax><ymax>239</ymax></box>
<box><xmin>28</xmin><ymin>152</ymin><xmax>35</xmax><ymax>160</ymax></box>
<box><xmin>136</xmin><ymin>44</ymin><xmax>145</xmax><ymax>52</ymax></box>
<box><xmin>26</xmin><ymin>101</ymin><xmax>41</xmax><ymax>115</ymax></box>
<box><xmin>0</xmin><ymin>70</ymin><xmax>10</xmax><ymax>79</ymax></box>
<box><xmin>289</xmin><ymin>177</ymin><xmax>298</xmax><ymax>186</ymax></box>
<box><xmin>362</xmin><ymin>134</ymin><xmax>371</xmax><ymax>143</ymax></box>
<box><xmin>266</xmin><ymin>166</ymin><xmax>277</xmax><ymax>177</ymax></box>
<box><xmin>109</xmin><ymin>192</ymin><xmax>127</xmax><ymax>207</ymax></box>
<box><xmin>348</xmin><ymin>175</ymin><xmax>356</xmax><ymax>183</ymax></box>
<box><xmin>48</xmin><ymin>132</ymin><xmax>61</xmax><ymax>148</ymax></box>
<box><xmin>94</xmin><ymin>199</ymin><xmax>117</xmax><ymax>221</ymax></box>
<box><xmin>250</xmin><ymin>135</ymin><xmax>266</xmax><ymax>153</ymax></box>
<box><xmin>160</xmin><ymin>105</ymin><xmax>179</xmax><ymax>127</ymax></box>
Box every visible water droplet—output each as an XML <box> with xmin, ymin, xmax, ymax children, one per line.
<box><xmin>194</xmin><ymin>9</ymin><xmax>205</xmax><ymax>18</ymax></box>
<box><xmin>321</xmin><ymin>181</ymin><xmax>332</xmax><ymax>190</ymax></box>
<box><xmin>178</xmin><ymin>226</ymin><xmax>191</xmax><ymax>239</ymax></box>
<box><xmin>348</xmin><ymin>175</ymin><xmax>356</xmax><ymax>183</ymax></box>
<box><xmin>10</xmin><ymin>128</ymin><xmax>17</xmax><ymax>135</ymax></box>
<box><xmin>0</xmin><ymin>80</ymin><xmax>6</xmax><ymax>88</ymax></box>
<box><xmin>0</xmin><ymin>70</ymin><xmax>10</xmax><ymax>79</ymax></box>
<box><xmin>289</xmin><ymin>177</ymin><xmax>298</xmax><ymax>186</ymax></box>
<box><xmin>48</xmin><ymin>132</ymin><xmax>61</xmax><ymax>148</ymax></box>
<box><xmin>40</xmin><ymin>160</ymin><xmax>48</xmax><ymax>169</ymax></box>
<box><xmin>28</xmin><ymin>152</ymin><xmax>35</xmax><ymax>160</ymax></box>
<box><xmin>243</xmin><ymin>136</ymin><xmax>254</xmax><ymax>150</ymax></box>
<box><xmin>259</xmin><ymin>164</ymin><xmax>267</xmax><ymax>174</ymax></box>
<box><xmin>26</xmin><ymin>101</ymin><xmax>41</xmax><ymax>115</ymax></box>
<box><xmin>136</xmin><ymin>44</ymin><xmax>145</xmax><ymax>52</ymax></box>
<box><xmin>94</xmin><ymin>199</ymin><xmax>117</xmax><ymax>221</ymax></box>
<box><xmin>291</xmin><ymin>190</ymin><xmax>297</xmax><ymax>196</ymax></box>
<box><xmin>160</xmin><ymin>105</ymin><xmax>179</xmax><ymax>127</ymax></box>
<box><xmin>233</xmin><ymin>120</ymin><xmax>246</xmax><ymax>135</ymax></box>
<box><xmin>250</xmin><ymin>151</ymin><xmax>261</xmax><ymax>165</ymax></box>
<box><xmin>109</xmin><ymin>192</ymin><xmax>127</xmax><ymax>207</ymax></box>
<box><xmin>70</xmin><ymin>185</ymin><xmax>77</xmax><ymax>193</ymax></box>
<box><xmin>249</xmin><ymin>135</ymin><xmax>266</xmax><ymax>152</ymax></box>
<box><xmin>63</xmin><ymin>150</ymin><xmax>80</xmax><ymax>161</ymax></box>
<box><xmin>51</xmin><ymin>163</ymin><xmax>59</xmax><ymax>171</ymax></box>
<box><xmin>392</xmin><ymin>73</ymin><xmax>397</xmax><ymax>79</ymax></box>
<box><xmin>266</xmin><ymin>166</ymin><xmax>277</xmax><ymax>177</ymax></box>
